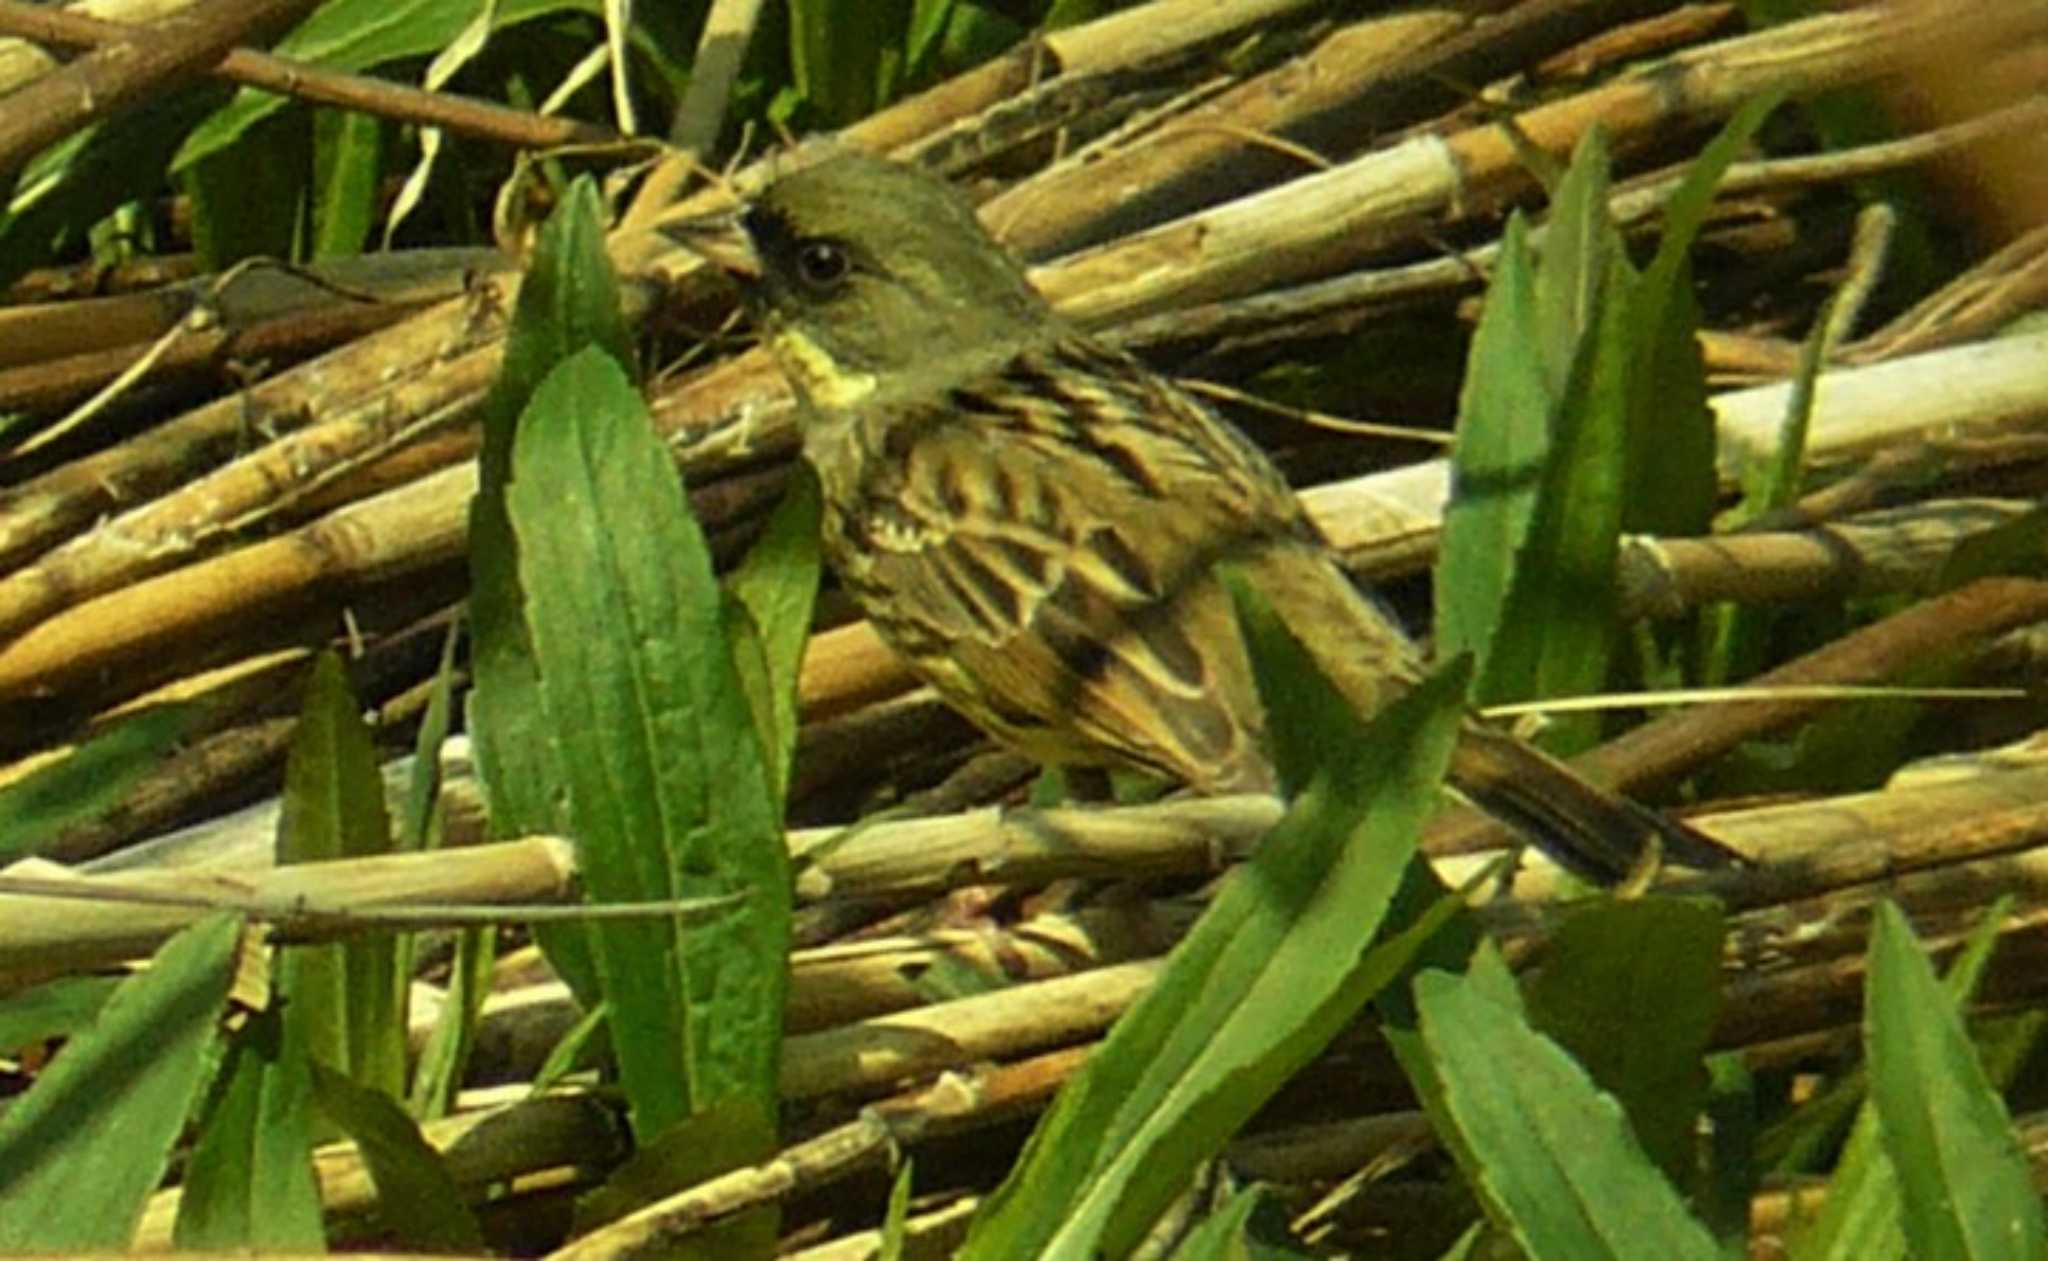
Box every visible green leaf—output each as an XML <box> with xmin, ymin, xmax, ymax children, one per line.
<box><xmin>1479</xmin><ymin>258</ymin><xmax>1634</xmax><ymax>751</ymax></box>
<box><xmin>879</xmin><ymin>1158</ymin><xmax>915</xmax><ymax>1261</ymax></box>
<box><xmin>1702</xmin><ymin>299</ymin><xmax>1830</xmax><ymax>685</ymax></box>
<box><xmin>1865</xmin><ymin>902</ymin><xmax>2044</xmax><ymax>1261</ymax></box>
<box><xmin>1626</xmin><ymin>90</ymin><xmax>1784</xmax><ymax>539</ymax></box>
<box><xmin>509</xmin><ymin>346</ymin><xmax>790</xmax><ymax>1139</ymax></box>
<box><xmin>0</xmin><ymin>702</ymin><xmax>196</xmax><ymax>863</ymax></box>
<box><xmin>1533</xmin><ymin>129</ymin><xmax>1615</xmax><ymax>396</ymax></box>
<box><xmin>0</xmin><ymin>87</ymin><xmax>226</xmax><ymax>291</ymax></box>
<box><xmin>311</xmin><ymin>1062</ymin><xmax>486</xmax><ymax>1250</ymax></box>
<box><xmin>1938</xmin><ymin>502</ymin><xmax>2048</xmax><ymax>587</ymax></box>
<box><xmin>397</xmin><ymin>617</ymin><xmax>461</xmax><ymax>853</ymax></box>
<box><xmin>724</xmin><ymin>467</ymin><xmax>824</xmax><ymax>802</ymax></box>
<box><xmin>1525</xmin><ymin>897</ymin><xmax>1725</xmax><ymax>1182</ymax></box>
<box><xmin>1415</xmin><ymin>967</ymin><xmax>1720</xmax><ymax>1261</ymax></box>
<box><xmin>959</xmin><ymin>602</ymin><xmax>1467</xmax><ymax>1260</ymax></box>
<box><xmin>0</xmin><ymin>913</ymin><xmax>240</xmax><ymax>1249</ymax></box>
<box><xmin>175</xmin><ymin>1006</ymin><xmax>323</xmax><ymax>1250</ymax></box>
<box><xmin>1699</xmin><ymin>1053</ymin><xmax>1759</xmax><ymax>1245</ymax></box>
<box><xmin>185</xmin><ymin>108</ymin><xmax>309</xmax><ymax>269</ymax></box>
<box><xmin>1789</xmin><ymin>896</ymin><xmax>2016</xmax><ymax>1261</ymax></box>
<box><xmin>408</xmin><ymin>925</ymin><xmax>495</xmax><ymax>1121</ymax></box>
<box><xmin>905</xmin><ymin>0</ymin><xmax>957</xmax><ymax>81</ymax></box>
<box><xmin>787</xmin><ymin>0</ymin><xmax>914</xmax><ymax>126</ymax></box>
<box><xmin>532</xmin><ymin>1001</ymin><xmax>610</xmax><ymax>1096</ymax></box>
<box><xmin>277</xmin><ymin>651</ymin><xmax>404</xmax><ymax>1099</ymax></box>
<box><xmin>172</xmin><ymin>0</ymin><xmax>596</xmax><ymax>172</ymax></box>
<box><xmin>0</xmin><ymin>975</ymin><xmax>120</xmax><ymax>1049</ymax></box>
<box><xmin>1169</xmin><ymin>1186</ymin><xmax>1310</xmax><ymax>1259</ymax></box>
<box><xmin>311</xmin><ymin>107</ymin><xmax>382</xmax><ymax>259</ymax></box>
<box><xmin>468</xmin><ymin>173</ymin><xmax>631</xmax><ymax>1008</ymax></box>
<box><xmin>574</xmin><ymin>1099</ymin><xmax>779</xmax><ymax>1255</ymax></box>
<box><xmin>1438</xmin><ymin>211</ymin><xmax>1548</xmax><ymax>673</ymax></box>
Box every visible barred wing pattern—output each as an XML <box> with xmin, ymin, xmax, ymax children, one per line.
<box><xmin>806</xmin><ymin>332</ymin><xmax>1424</xmax><ymax>793</ymax></box>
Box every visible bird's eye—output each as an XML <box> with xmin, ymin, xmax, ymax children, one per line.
<box><xmin>794</xmin><ymin>239</ymin><xmax>851</xmax><ymax>292</ymax></box>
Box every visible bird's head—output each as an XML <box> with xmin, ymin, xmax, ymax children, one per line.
<box><xmin>668</xmin><ymin>154</ymin><xmax>1053</xmax><ymax>405</ymax></box>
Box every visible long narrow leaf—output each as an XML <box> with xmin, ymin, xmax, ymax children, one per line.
<box><xmin>311</xmin><ymin>1063</ymin><xmax>485</xmax><ymax>1250</ymax></box>
<box><xmin>724</xmin><ymin>467</ymin><xmax>824</xmax><ymax>801</ymax></box>
<box><xmin>1627</xmin><ymin>91</ymin><xmax>1785</xmax><ymax>539</ymax></box>
<box><xmin>1866</xmin><ymin>902</ymin><xmax>2044</xmax><ymax>1261</ymax></box>
<box><xmin>174</xmin><ymin>1007</ymin><xmax>323</xmax><ymax>1250</ymax></box>
<box><xmin>0</xmin><ymin>914</ymin><xmax>241</xmax><ymax>1248</ymax></box>
<box><xmin>0</xmin><ymin>702</ymin><xmax>195</xmax><ymax>863</ymax></box>
<box><xmin>277</xmin><ymin>651</ymin><xmax>404</xmax><ymax>1098</ymax></box>
<box><xmin>1416</xmin><ymin>968</ymin><xmax>1720</xmax><ymax>1261</ymax></box>
<box><xmin>509</xmin><ymin>346</ymin><xmax>789</xmax><ymax>1140</ymax></box>
<box><xmin>960</xmin><ymin>590</ymin><xmax>1467</xmax><ymax>1260</ymax></box>
<box><xmin>1438</xmin><ymin>212</ymin><xmax>1547</xmax><ymax>673</ymax></box>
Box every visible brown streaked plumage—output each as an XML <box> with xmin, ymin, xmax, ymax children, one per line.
<box><xmin>671</xmin><ymin>153</ymin><xmax>1741</xmax><ymax>878</ymax></box>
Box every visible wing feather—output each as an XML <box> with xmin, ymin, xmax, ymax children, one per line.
<box><xmin>812</xmin><ymin>333</ymin><xmax>1326</xmax><ymax>789</ymax></box>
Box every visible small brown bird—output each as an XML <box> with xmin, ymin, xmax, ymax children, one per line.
<box><xmin>673</xmin><ymin>153</ymin><xmax>1737</xmax><ymax>878</ymax></box>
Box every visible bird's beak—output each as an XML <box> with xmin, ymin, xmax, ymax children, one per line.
<box><xmin>657</xmin><ymin>207</ymin><xmax>762</xmax><ymax>281</ymax></box>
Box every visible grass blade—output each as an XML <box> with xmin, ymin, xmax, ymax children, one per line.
<box><xmin>960</xmin><ymin>589</ymin><xmax>1467</xmax><ymax>1260</ymax></box>
<box><xmin>0</xmin><ymin>914</ymin><xmax>241</xmax><ymax>1248</ymax></box>
<box><xmin>1415</xmin><ymin>967</ymin><xmax>1719</xmax><ymax>1261</ymax></box>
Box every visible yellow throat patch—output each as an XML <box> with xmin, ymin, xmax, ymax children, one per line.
<box><xmin>769</xmin><ymin>325</ymin><xmax>878</xmax><ymax>409</ymax></box>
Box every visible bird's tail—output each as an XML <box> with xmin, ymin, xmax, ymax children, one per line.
<box><xmin>1445</xmin><ymin>722</ymin><xmax>1744</xmax><ymax>880</ymax></box>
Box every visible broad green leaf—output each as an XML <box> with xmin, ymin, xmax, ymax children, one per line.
<box><xmin>1525</xmin><ymin>897</ymin><xmax>1724</xmax><ymax>1182</ymax></box>
<box><xmin>0</xmin><ymin>913</ymin><xmax>240</xmax><ymax>1248</ymax></box>
<box><xmin>724</xmin><ymin>467</ymin><xmax>824</xmax><ymax>801</ymax></box>
<box><xmin>509</xmin><ymin>346</ymin><xmax>789</xmax><ymax>1139</ymax></box>
<box><xmin>1865</xmin><ymin>902</ymin><xmax>2043</xmax><ymax>1261</ymax></box>
<box><xmin>311</xmin><ymin>1062</ymin><xmax>486</xmax><ymax>1250</ymax></box>
<box><xmin>959</xmin><ymin>596</ymin><xmax>1467</xmax><ymax>1261</ymax></box>
<box><xmin>277</xmin><ymin>652</ymin><xmax>404</xmax><ymax>1100</ymax></box>
<box><xmin>175</xmin><ymin>1006</ymin><xmax>322</xmax><ymax>1250</ymax></box>
<box><xmin>468</xmin><ymin>174</ymin><xmax>630</xmax><ymax>1008</ymax></box>
<box><xmin>573</xmin><ymin>1099</ymin><xmax>779</xmax><ymax>1255</ymax></box>
<box><xmin>0</xmin><ymin>702</ymin><xmax>195</xmax><ymax>863</ymax></box>
<box><xmin>1415</xmin><ymin>968</ymin><xmax>1720</xmax><ymax>1261</ymax></box>
<box><xmin>1438</xmin><ymin>212</ymin><xmax>1548</xmax><ymax>674</ymax></box>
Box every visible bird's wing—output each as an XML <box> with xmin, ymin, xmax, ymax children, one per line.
<box><xmin>818</xmin><ymin>334</ymin><xmax>1305</xmax><ymax>789</ymax></box>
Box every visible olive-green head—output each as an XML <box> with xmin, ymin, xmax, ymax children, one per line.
<box><xmin>676</xmin><ymin>155</ymin><xmax>1054</xmax><ymax>394</ymax></box>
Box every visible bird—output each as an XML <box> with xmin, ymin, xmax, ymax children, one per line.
<box><xmin>666</xmin><ymin>151</ymin><xmax>1741</xmax><ymax>880</ymax></box>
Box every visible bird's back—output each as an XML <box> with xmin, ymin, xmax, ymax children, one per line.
<box><xmin>806</xmin><ymin>328</ymin><xmax>1424</xmax><ymax>792</ymax></box>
